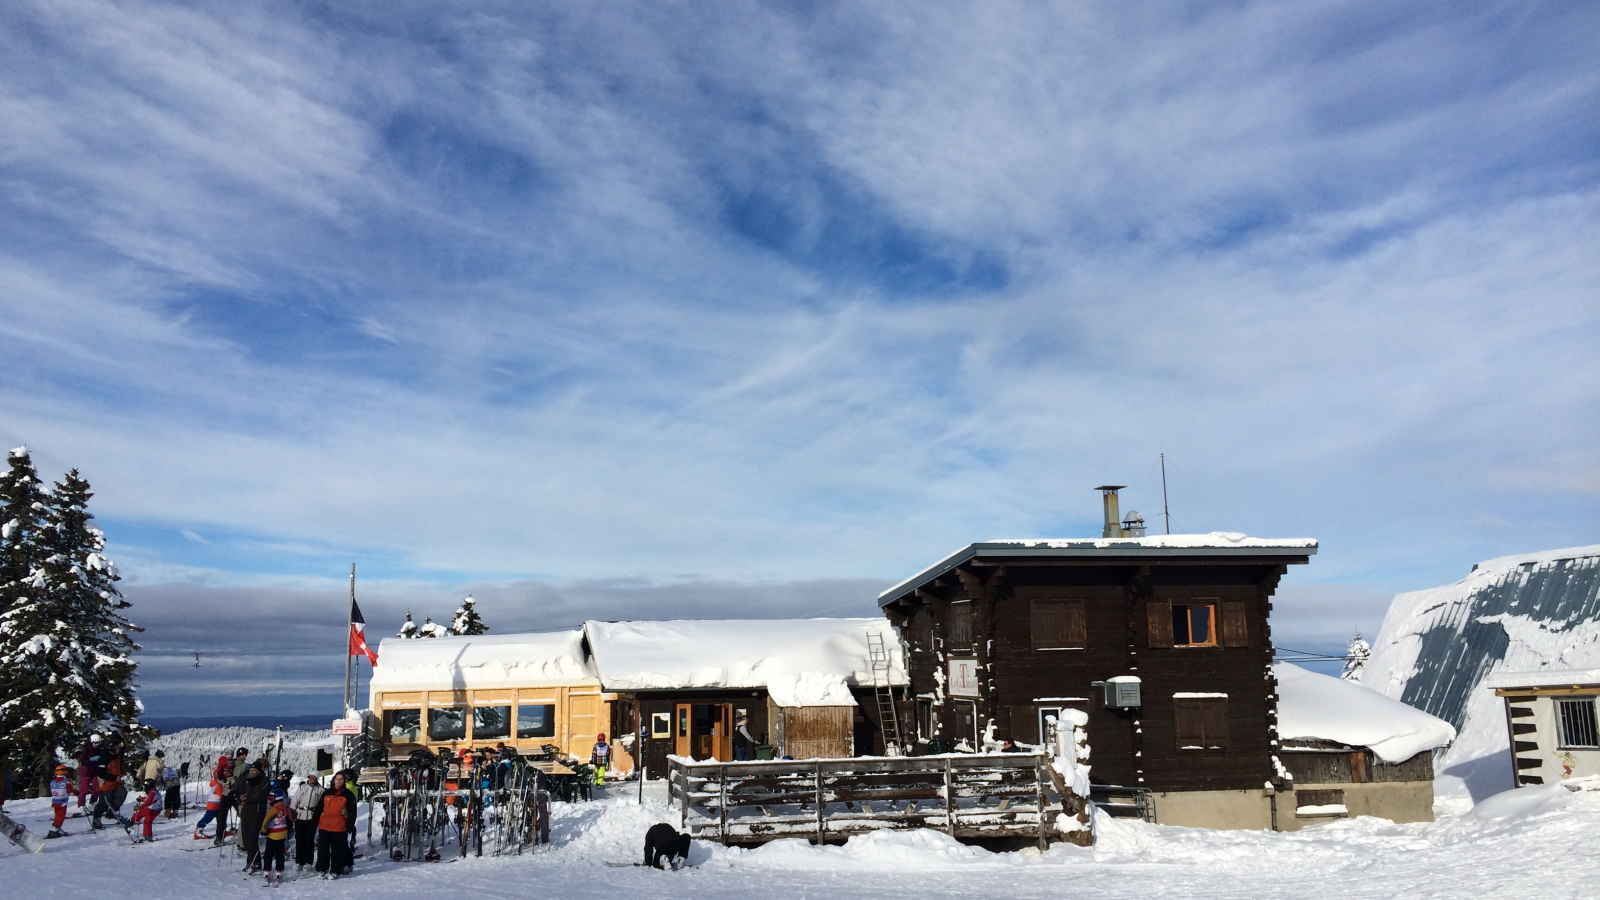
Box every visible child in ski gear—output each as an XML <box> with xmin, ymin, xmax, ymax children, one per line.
<box><xmin>289</xmin><ymin>773</ymin><xmax>323</xmax><ymax>870</ymax></box>
<box><xmin>49</xmin><ymin>765</ymin><xmax>71</xmax><ymax>836</ymax></box>
<box><xmin>260</xmin><ymin>790</ymin><xmax>291</xmax><ymax>885</ymax></box>
<box><xmin>193</xmin><ymin>778</ymin><xmax>224</xmax><ymax>838</ymax></box>
<box><xmin>312</xmin><ymin>772</ymin><xmax>356</xmax><ymax>878</ymax></box>
<box><xmin>129</xmin><ymin>779</ymin><xmax>163</xmax><ymax>841</ymax></box>
<box><xmin>591</xmin><ymin>733</ymin><xmax>610</xmax><ymax>784</ymax></box>
<box><xmin>211</xmin><ymin>748</ymin><xmax>243</xmax><ymax>845</ymax></box>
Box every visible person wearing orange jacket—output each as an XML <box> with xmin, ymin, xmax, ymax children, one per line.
<box><xmin>192</xmin><ymin>778</ymin><xmax>224</xmax><ymax>839</ymax></box>
<box><xmin>310</xmin><ymin>772</ymin><xmax>356</xmax><ymax>879</ymax></box>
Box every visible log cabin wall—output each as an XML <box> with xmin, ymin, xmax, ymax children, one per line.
<box><xmin>881</xmin><ymin>546</ymin><xmax>1311</xmax><ymax>797</ymax></box>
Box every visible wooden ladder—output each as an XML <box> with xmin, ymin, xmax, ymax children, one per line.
<box><xmin>867</xmin><ymin>631</ymin><xmax>904</xmax><ymax>754</ymax></box>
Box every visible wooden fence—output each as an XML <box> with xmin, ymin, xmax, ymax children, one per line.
<box><xmin>666</xmin><ymin>753</ymin><xmax>1091</xmax><ymax>848</ymax></box>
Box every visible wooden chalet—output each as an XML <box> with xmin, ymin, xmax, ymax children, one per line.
<box><xmin>582</xmin><ymin>618</ymin><xmax>909</xmax><ymax>778</ymax></box>
<box><xmin>876</xmin><ymin>488</ymin><xmax>1318</xmax><ymax>829</ymax></box>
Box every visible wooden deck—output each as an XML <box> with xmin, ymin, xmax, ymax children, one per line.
<box><xmin>667</xmin><ymin>753</ymin><xmax>1091</xmax><ymax>848</ymax></box>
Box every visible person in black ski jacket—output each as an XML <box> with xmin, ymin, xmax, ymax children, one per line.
<box><xmin>236</xmin><ymin>763</ymin><xmax>270</xmax><ymax>872</ymax></box>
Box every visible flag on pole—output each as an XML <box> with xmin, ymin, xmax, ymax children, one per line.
<box><xmin>349</xmin><ymin>600</ymin><xmax>379</xmax><ymax>665</ymax></box>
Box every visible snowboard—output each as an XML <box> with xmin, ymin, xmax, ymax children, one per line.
<box><xmin>1</xmin><ymin>811</ymin><xmax>45</xmax><ymax>854</ymax></box>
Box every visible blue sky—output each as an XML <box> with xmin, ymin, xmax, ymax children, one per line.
<box><xmin>1</xmin><ymin>1</ymin><xmax>1596</xmax><ymax>718</ymax></box>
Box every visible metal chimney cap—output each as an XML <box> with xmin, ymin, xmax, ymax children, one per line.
<box><xmin>1093</xmin><ymin>485</ymin><xmax>1126</xmax><ymax>492</ymax></box>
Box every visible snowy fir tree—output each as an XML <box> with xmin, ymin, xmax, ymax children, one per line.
<box><xmin>449</xmin><ymin>595</ymin><xmax>488</xmax><ymax>635</ymax></box>
<box><xmin>398</xmin><ymin>610</ymin><xmax>418</xmax><ymax>639</ymax></box>
<box><xmin>1342</xmin><ymin>632</ymin><xmax>1371</xmax><ymax>681</ymax></box>
<box><xmin>0</xmin><ymin>454</ymin><xmax>148</xmax><ymax>787</ymax></box>
<box><xmin>417</xmin><ymin>617</ymin><xmax>448</xmax><ymax>638</ymax></box>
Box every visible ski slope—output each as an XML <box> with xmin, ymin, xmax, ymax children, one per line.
<box><xmin>2</xmin><ymin>779</ymin><xmax>1595</xmax><ymax>899</ymax></box>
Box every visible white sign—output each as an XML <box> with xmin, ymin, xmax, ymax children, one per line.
<box><xmin>947</xmin><ymin>658</ymin><xmax>980</xmax><ymax>697</ymax></box>
<box><xmin>331</xmin><ymin>718</ymin><xmax>362</xmax><ymax>735</ymax></box>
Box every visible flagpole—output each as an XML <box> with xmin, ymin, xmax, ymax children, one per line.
<box><xmin>344</xmin><ymin>563</ymin><xmax>355</xmax><ymax>716</ymax></box>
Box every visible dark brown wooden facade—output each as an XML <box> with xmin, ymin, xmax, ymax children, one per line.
<box><xmin>878</xmin><ymin>540</ymin><xmax>1315</xmax><ymax>796</ymax></box>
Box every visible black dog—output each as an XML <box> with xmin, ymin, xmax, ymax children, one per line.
<box><xmin>643</xmin><ymin>823</ymin><xmax>692</xmax><ymax>869</ymax></box>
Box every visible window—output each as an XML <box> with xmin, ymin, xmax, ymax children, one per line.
<box><xmin>651</xmin><ymin>711</ymin><xmax>672</xmax><ymax>739</ymax></box>
<box><xmin>910</xmin><ymin>609</ymin><xmax>933</xmax><ymax>652</ymax></box>
<box><xmin>1174</xmin><ymin>696</ymin><xmax>1229</xmax><ymax>750</ymax></box>
<box><xmin>1558</xmin><ymin>697</ymin><xmax>1599</xmax><ymax>748</ymax></box>
<box><xmin>1031</xmin><ymin>600</ymin><xmax>1087</xmax><ymax>650</ymax></box>
<box><xmin>1171</xmin><ymin>603</ymin><xmax>1217</xmax><ymax>647</ymax></box>
<box><xmin>473</xmin><ymin>705</ymin><xmax>510</xmax><ymax>740</ymax></box>
<box><xmin>516</xmin><ymin>704</ymin><xmax>556</xmax><ymax>739</ymax></box>
<box><xmin>947</xmin><ymin>601</ymin><xmax>974</xmax><ymax>652</ymax></box>
<box><xmin>386</xmin><ymin>709</ymin><xmax>421</xmax><ymax>742</ymax></box>
<box><xmin>428</xmin><ymin>707</ymin><xmax>467</xmax><ymax>741</ymax></box>
<box><xmin>916</xmin><ymin>700</ymin><xmax>933</xmax><ymax>740</ymax></box>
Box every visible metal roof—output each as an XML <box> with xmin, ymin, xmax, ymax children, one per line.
<box><xmin>878</xmin><ymin>535</ymin><xmax>1318</xmax><ymax>607</ymax></box>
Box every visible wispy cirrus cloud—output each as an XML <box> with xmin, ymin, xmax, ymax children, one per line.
<box><xmin>0</xmin><ymin>2</ymin><xmax>1595</xmax><ymax>717</ymax></box>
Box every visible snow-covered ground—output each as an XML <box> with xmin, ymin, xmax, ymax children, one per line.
<box><xmin>4</xmin><ymin>779</ymin><xmax>1595</xmax><ymax>899</ymax></box>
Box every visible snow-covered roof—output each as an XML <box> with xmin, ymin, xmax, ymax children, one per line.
<box><xmin>1274</xmin><ymin>663</ymin><xmax>1455</xmax><ymax>764</ymax></box>
<box><xmin>367</xmin><ymin>629</ymin><xmax>597</xmax><ymax>696</ymax></box>
<box><xmin>583</xmin><ymin>618</ymin><xmax>908</xmax><ymax>704</ymax></box>
<box><xmin>1485</xmin><ymin>668</ymin><xmax>1600</xmax><ymax>690</ymax></box>
<box><xmin>879</xmin><ymin>533</ymin><xmax>1318</xmax><ymax>606</ymax></box>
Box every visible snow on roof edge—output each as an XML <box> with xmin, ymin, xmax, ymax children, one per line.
<box><xmin>1485</xmin><ymin>668</ymin><xmax>1600</xmax><ymax>689</ymax></box>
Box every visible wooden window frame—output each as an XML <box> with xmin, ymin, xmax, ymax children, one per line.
<box><xmin>1171</xmin><ymin>601</ymin><xmax>1219</xmax><ymax>648</ymax></box>
<box><xmin>947</xmin><ymin>600</ymin><xmax>974</xmax><ymax>653</ymax></box>
<box><xmin>1031</xmin><ymin>599</ymin><xmax>1087</xmax><ymax>650</ymax></box>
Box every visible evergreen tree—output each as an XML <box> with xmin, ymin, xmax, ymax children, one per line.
<box><xmin>416</xmin><ymin>617</ymin><xmax>447</xmax><ymax>638</ymax></box>
<box><xmin>0</xmin><ymin>462</ymin><xmax>148</xmax><ymax>786</ymax></box>
<box><xmin>1342</xmin><ymin>632</ymin><xmax>1370</xmax><ymax>681</ymax></box>
<box><xmin>449</xmin><ymin>595</ymin><xmax>488</xmax><ymax>636</ymax></box>
<box><xmin>398</xmin><ymin>610</ymin><xmax>418</xmax><ymax>639</ymax></box>
<box><xmin>0</xmin><ymin>447</ymin><xmax>50</xmax><ymax>773</ymax></box>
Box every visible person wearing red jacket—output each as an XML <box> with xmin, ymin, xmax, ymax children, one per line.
<box><xmin>129</xmin><ymin>780</ymin><xmax>163</xmax><ymax>842</ymax></box>
<box><xmin>48</xmin><ymin>765</ymin><xmax>72</xmax><ymax>837</ymax></box>
<box><xmin>311</xmin><ymin>772</ymin><xmax>357</xmax><ymax>879</ymax></box>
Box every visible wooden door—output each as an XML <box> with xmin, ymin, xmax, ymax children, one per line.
<box><xmin>674</xmin><ymin>703</ymin><xmax>691</xmax><ymax>758</ymax></box>
<box><xmin>713</xmin><ymin>704</ymin><xmax>732</xmax><ymax>762</ymax></box>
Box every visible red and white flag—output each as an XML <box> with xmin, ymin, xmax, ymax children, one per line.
<box><xmin>348</xmin><ymin>600</ymin><xmax>379</xmax><ymax>665</ymax></box>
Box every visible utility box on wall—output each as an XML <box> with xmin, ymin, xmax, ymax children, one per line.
<box><xmin>1103</xmin><ymin>676</ymin><xmax>1142</xmax><ymax>709</ymax></box>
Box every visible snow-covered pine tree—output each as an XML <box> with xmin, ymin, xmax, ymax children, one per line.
<box><xmin>0</xmin><ymin>447</ymin><xmax>50</xmax><ymax>771</ymax></box>
<box><xmin>398</xmin><ymin>611</ymin><xmax>418</xmax><ymax>639</ymax></box>
<box><xmin>1342</xmin><ymin>632</ymin><xmax>1370</xmax><ymax>681</ymax></box>
<box><xmin>417</xmin><ymin>617</ymin><xmax>448</xmax><ymax>638</ymax></box>
<box><xmin>449</xmin><ymin>595</ymin><xmax>488</xmax><ymax>636</ymax></box>
<box><xmin>0</xmin><ymin>467</ymin><xmax>148</xmax><ymax>786</ymax></box>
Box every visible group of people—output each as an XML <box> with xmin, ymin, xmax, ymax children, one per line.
<box><xmin>193</xmin><ymin>747</ymin><xmax>361</xmax><ymax>885</ymax></box>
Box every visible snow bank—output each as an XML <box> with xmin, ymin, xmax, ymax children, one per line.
<box><xmin>1274</xmin><ymin>663</ymin><xmax>1454</xmax><ymax>763</ymax></box>
<box><xmin>584</xmin><ymin>618</ymin><xmax>907</xmax><ymax>696</ymax></box>
<box><xmin>368</xmin><ymin>629</ymin><xmax>596</xmax><ymax>697</ymax></box>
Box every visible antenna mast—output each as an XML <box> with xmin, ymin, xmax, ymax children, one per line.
<box><xmin>1160</xmin><ymin>453</ymin><xmax>1171</xmax><ymax>535</ymax></box>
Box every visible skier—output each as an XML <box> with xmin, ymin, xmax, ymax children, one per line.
<box><xmin>237</xmin><ymin>762</ymin><xmax>270</xmax><ymax>872</ymax></box>
<box><xmin>289</xmin><ymin>773</ymin><xmax>323</xmax><ymax>871</ymax></box>
<box><xmin>591</xmin><ymin>733</ymin><xmax>611</xmax><ymax>784</ymax></box>
<box><xmin>89</xmin><ymin>756</ymin><xmax>129</xmax><ymax>831</ymax></box>
<box><xmin>48</xmin><ymin>764</ymin><xmax>71</xmax><ymax>837</ymax></box>
<box><xmin>193</xmin><ymin>777</ymin><xmax>224</xmax><ymax>839</ymax></box>
<box><xmin>311</xmin><ymin>772</ymin><xmax>356</xmax><ymax>879</ymax></box>
<box><xmin>259</xmin><ymin>789</ymin><xmax>291</xmax><ymax>886</ymax></box>
<box><xmin>77</xmin><ymin>735</ymin><xmax>101</xmax><ymax>812</ymax></box>
<box><xmin>139</xmin><ymin>749</ymin><xmax>164</xmax><ymax>786</ymax></box>
<box><xmin>128</xmin><ymin>779</ymin><xmax>163</xmax><ymax>842</ymax></box>
<box><xmin>162</xmin><ymin>761</ymin><xmax>181</xmax><ymax>819</ymax></box>
<box><xmin>212</xmin><ymin>748</ymin><xmax>243</xmax><ymax>845</ymax></box>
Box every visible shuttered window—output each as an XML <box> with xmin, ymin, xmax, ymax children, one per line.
<box><xmin>1031</xmin><ymin>600</ymin><xmax>1087</xmax><ymax>649</ymax></box>
<box><xmin>1147</xmin><ymin>601</ymin><xmax>1173</xmax><ymax>648</ymax></box>
<box><xmin>1173</xmin><ymin>697</ymin><xmax>1230</xmax><ymax>750</ymax></box>
<box><xmin>947</xmin><ymin>601</ymin><xmax>974</xmax><ymax>652</ymax></box>
<box><xmin>910</xmin><ymin>609</ymin><xmax>933</xmax><ymax>653</ymax></box>
<box><xmin>1221</xmin><ymin>601</ymin><xmax>1250</xmax><ymax>647</ymax></box>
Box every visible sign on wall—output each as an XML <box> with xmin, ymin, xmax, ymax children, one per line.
<box><xmin>331</xmin><ymin>718</ymin><xmax>363</xmax><ymax>735</ymax></box>
<box><xmin>948</xmin><ymin>658</ymin><xmax>980</xmax><ymax>697</ymax></box>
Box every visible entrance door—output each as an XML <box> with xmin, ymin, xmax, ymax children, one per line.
<box><xmin>675</xmin><ymin>703</ymin><xmax>733</xmax><ymax>761</ymax></box>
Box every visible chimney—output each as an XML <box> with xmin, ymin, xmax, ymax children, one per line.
<box><xmin>1095</xmin><ymin>485</ymin><xmax>1125</xmax><ymax>538</ymax></box>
